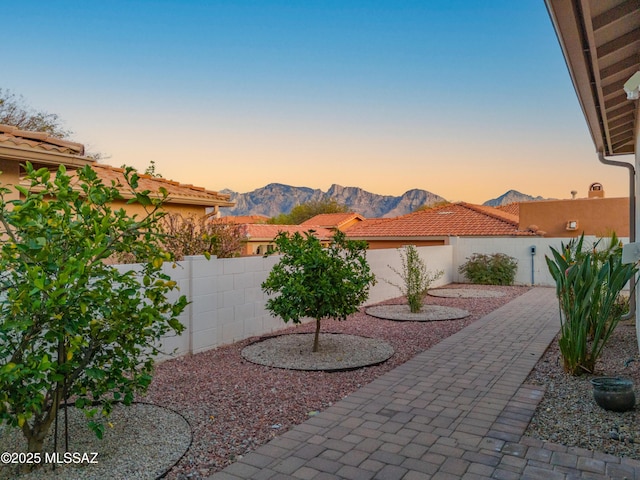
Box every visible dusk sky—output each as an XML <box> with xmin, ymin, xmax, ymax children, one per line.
<box><xmin>4</xmin><ymin>1</ymin><xmax>633</xmax><ymax>204</ymax></box>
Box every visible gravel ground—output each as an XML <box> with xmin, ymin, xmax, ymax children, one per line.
<box><xmin>0</xmin><ymin>403</ymin><xmax>191</xmax><ymax>480</ymax></box>
<box><xmin>525</xmin><ymin>319</ymin><xmax>640</xmax><ymax>459</ymax></box>
<box><xmin>240</xmin><ymin>333</ymin><xmax>395</xmax><ymax>371</ymax></box>
<box><xmin>140</xmin><ymin>284</ymin><xmax>531</xmax><ymax>479</ymax></box>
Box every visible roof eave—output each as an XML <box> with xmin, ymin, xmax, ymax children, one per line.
<box><xmin>545</xmin><ymin>0</ymin><xmax>607</xmax><ymax>154</ymax></box>
<box><xmin>0</xmin><ymin>144</ymin><xmax>95</xmax><ymax>168</ymax></box>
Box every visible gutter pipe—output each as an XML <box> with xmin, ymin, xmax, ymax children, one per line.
<box><xmin>598</xmin><ymin>151</ymin><xmax>636</xmax><ymax>320</ymax></box>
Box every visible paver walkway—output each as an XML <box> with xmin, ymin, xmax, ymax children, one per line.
<box><xmin>209</xmin><ymin>288</ymin><xmax>640</xmax><ymax>479</ymax></box>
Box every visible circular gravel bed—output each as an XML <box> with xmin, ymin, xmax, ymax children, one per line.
<box><xmin>366</xmin><ymin>304</ymin><xmax>470</xmax><ymax>321</ymax></box>
<box><xmin>138</xmin><ymin>284</ymin><xmax>530</xmax><ymax>479</ymax></box>
<box><xmin>0</xmin><ymin>403</ymin><xmax>191</xmax><ymax>480</ymax></box>
<box><xmin>241</xmin><ymin>333</ymin><xmax>395</xmax><ymax>371</ymax></box>
<box><xmin>429</xmin><ymin>288</ymin><xmax>506</xmax><ymax>298</ymax></box>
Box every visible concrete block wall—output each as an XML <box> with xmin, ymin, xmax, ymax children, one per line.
<box><xmin>117</xmin><ymin>236</ymin><xmax>627</xmax><ymax>361</ymax></box>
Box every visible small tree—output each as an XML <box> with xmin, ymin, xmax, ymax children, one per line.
<box><xmin>387</xmin><ymin>245</ymin><xmax>443</xmax><ymax>313</ymax></box>
<box><xmin>0</xmin><ymin>163</ymin><xmax>188</xmax><ymax>461</ymax></box>
<box><xmin>261</xmin><ymin>231</ymin><xmax>375</xmax><ymax>352</ymax></box>
<box><xmin>267</xmin><ymin>199</ymin><xmax>349</xmax><ymax>225</ymax></box>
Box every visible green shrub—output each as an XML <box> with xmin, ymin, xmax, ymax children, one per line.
<box><xmin>458</xmin><ymin>253</ymin><xmax>518</xmax><ymax>285</ymax></box>
<box><xmin>546</xmin><ymin>234</ymin><xmax>636</xmax><ymax>375</ymax></box>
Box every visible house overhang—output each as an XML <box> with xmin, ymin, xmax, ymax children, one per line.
<box><xmin>545</xmin><ymin>0</ymin><xmax>640</xmax><ymax>156</ymax></box>
<box><xmin>0</xmin><ymin>144</ymin><xmax>95</xmax><ymax>169</ymax></box>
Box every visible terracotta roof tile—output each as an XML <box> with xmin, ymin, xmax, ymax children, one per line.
<box><xmin>345</xmin><ymin>202</ymin><xmax>536</xmax><ymax>238</ymax></box>
<box><xmin>301</xmin><ymin>212</ymin><xmax>365</xmax><ymax>228</ymax></box>
<box><xmin>0</xmin><ymin>124</ymin><xmax>86</xmax><ymax>156</ymax></box>
<box><xmin>72</xmin><ymin>164</ymin><xmax>234</xmax><ymax>207</ymax></box>
<box><xmin>496</xmin><ymin>203</ymin><xmax>520</xmax><ymax>217</ymax></box>
<box><xmin>220</xmin><ymin>215</ymin><xmax>270</xmax><ymax>224</ymax></box>
<box><xmin>242</xmin><ymin>224</ymin><xmax>334</xmax><ymax>241</ymax></box>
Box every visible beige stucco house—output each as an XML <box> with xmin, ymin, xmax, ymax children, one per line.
<box><xmin>0</xmin><ymin>124</ymin><xmax>234</xmax><ymax>216</ymax></box>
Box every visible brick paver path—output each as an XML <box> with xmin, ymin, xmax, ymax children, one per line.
<box><xmin>209</xmin><ymin>288</ymin><xmax>640</xmax><ymax>479</ymax></box>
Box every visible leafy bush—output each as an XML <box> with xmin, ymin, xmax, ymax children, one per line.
<box><xmin>458</xmin><ymin>253</ymin><xmax>518</xmax><ymax>285</ymax></box>
<box><xmin>546</xmin><ymin>234</ymin><xmax>636</xmax><ymax>375</ymax></box>
<box><xmin>386</xmin><ymin>245</ymin><xmax>443</xmax><ymax>313</ymax></box>
<box><xmin>261</xmin><ymin>231</ymin><xmax>375</xmax><ymax>352</ymax></box>
<box><xmin>0</xmin><ymin>163</ymin><xmax>188</xmax><ymax>460</ymax></box>
<box><xmin>159</xmin><ymin>213</ymin><xmax>245</xmax><ymax>260</ymax></box>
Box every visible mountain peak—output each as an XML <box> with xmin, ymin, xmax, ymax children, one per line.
<box><xmin>220</xmin><ymin>184</ymin><xmax>446</xmax><ymax>218</ymax></box>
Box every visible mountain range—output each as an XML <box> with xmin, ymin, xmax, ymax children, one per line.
<box><xmin>219</xmin><ymin>184</ymin><xmax>545</xmax><ymax>218</ymax></box>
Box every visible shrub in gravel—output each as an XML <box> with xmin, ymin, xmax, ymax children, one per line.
<box><xmin>458</xmin><ymin>253</ymin><xmax>518</xmax><ymax>285</ymax></box>
<box><xmin>262</xmin><ymin>230</ymin><xmax>376</xmax><ymax>352</ymax></box>
<box><xmin>0</xmin><ymin>164</ymin><xmax>188</xmax><ymax>464</ymax></box>
<box><xmin>546</xmin><ymin>233</ymin><xmax>636</xmax><ymax>375</ymax></box>
<box><xmin>386</xmin><ymin>245</ymin><xmax>443</xmax><ymax>313</ymax></box>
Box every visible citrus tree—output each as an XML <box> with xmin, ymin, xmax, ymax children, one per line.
<box><xmin>0</xmin><ymin>163</ymin><xmax>188</xmax><ymax>458</ymax></box>
<box><xmin>261</xmin><ymin>231</ymin><xmax>375</xmax><ymax>352</ymax></box>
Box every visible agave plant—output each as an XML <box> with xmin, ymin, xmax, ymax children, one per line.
<box><xmin>546</xmin><ymin>234</ymin><xmax>636</xmax><ymax>375</ymax></box>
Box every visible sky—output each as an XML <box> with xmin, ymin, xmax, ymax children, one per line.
<box><xmin>3</xmin><ymin>1</ymin><xmax>634</xmax><ymax>204</ymax></box>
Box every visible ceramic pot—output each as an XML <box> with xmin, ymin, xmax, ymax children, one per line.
<box><xmin>590</xmin><ymin>377</ymin><xmax>635</xmax><ymax>412</ymax></box>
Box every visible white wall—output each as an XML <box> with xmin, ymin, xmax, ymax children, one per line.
<box><xmin>366</xmin><ymin>245</ymin><xmax>452</xmax><ymax>305</ymax></box>
<box><xmin>118</xmin><ymin>235</ymin><xmax>626</xmax><ymax>361</ymax></box>
<box><xmin>450</xmin><ymin>235</ymin><xmax>627</xmax><ymax>286</ymax></box>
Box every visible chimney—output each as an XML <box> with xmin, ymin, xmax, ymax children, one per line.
<box><xmin>588</xmin><ymin>182</ymin><xmax>604</xmax><ymax>198</ymax></box>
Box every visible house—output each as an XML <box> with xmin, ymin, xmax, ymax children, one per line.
<box><xmin>300</xmin><ymin>212</ymin><xmax>366</xmax><ymax>231</ymax></box>
<box><xmin>240</xmin><ymin>224</ymin><xmax>334</xmax><ymax>255</ymax></box>
<box><xmin>345</xmin><ymin>202</ymin><xmax>538</xmax><ymax>249</ymax></box>
<box><xmin>518</xmin><ymin>183</ymin><xmax>629</xmax><ymax>237</ymax></box>
<box><xmin>544</xmin><ymin>0</ymin><xmax>640</xmax><ymax>329</ymax></box>
<box><xmin>0</xmin><ymin>124</ymin><xmax>234</xmax><ymax>217</ymax></box>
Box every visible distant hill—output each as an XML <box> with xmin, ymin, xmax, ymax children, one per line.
<box><xmin>219</xmin><ymin>183</ymin><xmax>447</xmax><ymax>218</ymax></box>
<box><xmin>482</xmin><ymin>190</ymin><xmax>548</xmax><ymax>207</ymax></box>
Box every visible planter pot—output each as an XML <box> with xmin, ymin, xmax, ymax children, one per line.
<box><xmin>590</xmin><ymin>377</ymin><xmax>635</xmax><ymax>412</ymax></box>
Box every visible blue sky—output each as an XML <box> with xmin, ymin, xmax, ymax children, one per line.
<box><xmin>3</xmin><ymin>1</ymin><xmax>631</xmax><ymax>203</ymax></box>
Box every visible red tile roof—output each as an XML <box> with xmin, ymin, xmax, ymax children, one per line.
<box><xmin>241</xmin><ymin>224</ymin><xmax>334</xmax><ymax>241</ymax></box>
<box><xmin>220</xmin><ymin>215</ymin><xmax>270</xmax><ymax>224</ymax></box>
<box><xmin>79</xmin><ymin>164</ymin><xmax>235</xmax><ymax>208</ymax></box>
<box><xmin>495</xmin><ymin>203</ymin><xmax>520</xmax><ymax>217</ymax></box>
<box><xmin>0</xmin><ymin>124</ymin><xmax>86</xmax><ymax>156</ymax></box>
<box><xmin>345</xmin><ymin>202</ymin><xmax>536</xmax><ymax>238</ymax></box>
<box><xmin>301</xmin><ymin>212</ymin><xmax>365</xmax><ymax>229</ymax></box>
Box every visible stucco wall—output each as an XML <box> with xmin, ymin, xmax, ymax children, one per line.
<box><xmin>519</xmin><ymin>197</ymin><xmax>629</xmax><ymax>237</ymax></box>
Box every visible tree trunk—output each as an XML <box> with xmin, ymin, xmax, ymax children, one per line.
<box><xmin>313</xmin><ymin>318</ymin><xmax>321</xmax><ymax>352</ymax></box>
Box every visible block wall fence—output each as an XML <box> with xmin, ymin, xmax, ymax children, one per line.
<box><xmin>116</xmin><ymin>236</ymin><xmax>618</xmax><ymax>361</ymax></box>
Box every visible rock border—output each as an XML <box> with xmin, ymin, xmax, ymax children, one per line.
<box><xmin>0</xmin><ymin>403</ymin><xmax>191</xmax><ymax>480</ymax></box>
<box><xmin>428</xmin><ymin>288</ymin><xmax>506</xmax><ymax>298</ymax></box>
<box><xmin>241</xmin><ymin>333</ymin><xmax>394</xmax><ymax>371</ymax></box>
<box><xmin>366</xmin><ymin>304</ymin><xmax>470</xmax><ymax>321</ymax></box>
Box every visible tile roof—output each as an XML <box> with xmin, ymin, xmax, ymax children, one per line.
<box><xmin>81</xmin><ymin>164</ymin><xmax>234</xmax><ymax>207</ymax></box>
<box><xmin>345</xmin><ymin>202</ymin><xmax>537</xmax><ymax>238</ymax></box>
<box><xmin>301</xmin><ymin>212</ymin><xmax>365</xmax><ymax>229</ymax></box>
<box><xmin>495</xmin><ymin>203</ymin><xmax>520</xmax><ymax>217</ymax></box>
<box><xmin>0</xmin><ymin>124</ymin><xmax>86</xmax><ymax>156</ymax></box>
<box><xmin>241</xmin><ymin>224</ymin><xmax>334</xmax><ymax>241</ymax></box>
<box><xmin>220</xmin><ymin>215</ymin><xmax>270</xmax><ymax>224</ymax></box>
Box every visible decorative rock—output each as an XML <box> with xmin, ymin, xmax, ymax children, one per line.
<box><xmin>366</xmin><ymin>304</ymin><xmax>470</xmax><ymax>322</ymax></box>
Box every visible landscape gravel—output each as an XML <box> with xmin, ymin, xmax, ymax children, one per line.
<box><xmin>0</xmin><ymin>403</ymin><xmax>191</xmax><ymax>480</ymax></box>
<box><xmin>366</xmin><ymin>304</ymin><xmax>470</xmax><ymax>321</ymax></box>
<box><xmin>141</xmin><ymin>283</ymin><xmax>530</xmax><ymax>479</ymax></box>
<box><xmin>525</xmin><ymin>319</ymin><xmax>640</xmax><ymax>460</ymax></box>
<box><xmin>0</xmin><ymin>284</ymin><xmax>533</xmax><ymax>479</ymax></box>
<box><xmin>241</xmin><ymin>333</ymin><xmax>394</xmax><ymax>370</ymax></box>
